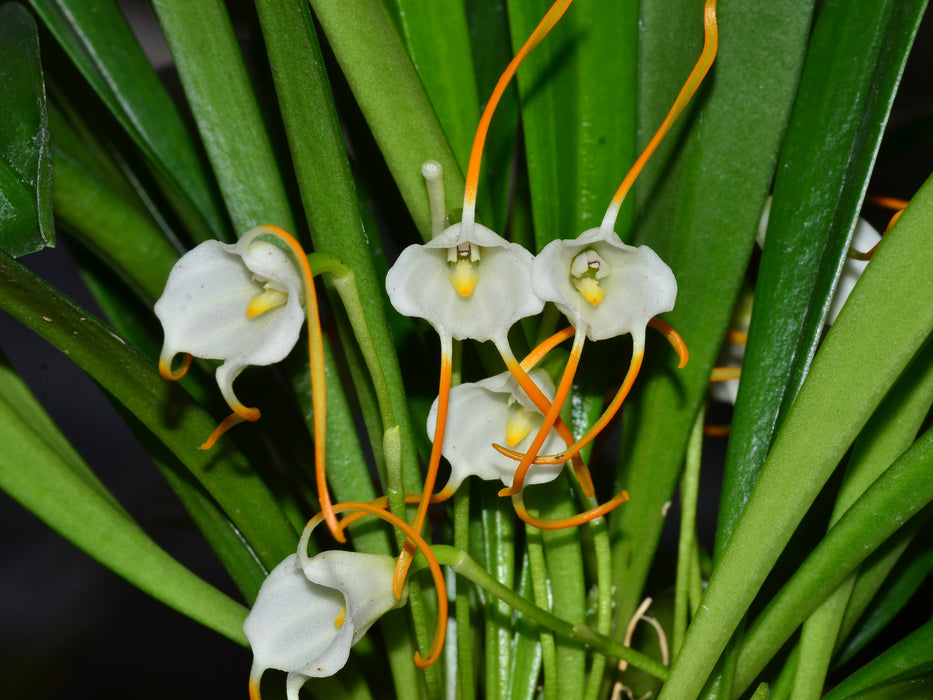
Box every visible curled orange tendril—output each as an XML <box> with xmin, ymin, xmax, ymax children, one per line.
<box><xmin>158</xmin><ymin>352</ymin><xmax>192</xmax><ymax>381</ymax></box>
<box><xmin>394</xmin><ymin>0</ymin><xmax>578</xmax><ymax>588</ymax></box>
<box><xmin>188</xmin><ymin>225</ymin><xmax>342</xmax><ymax>543</ymax></box>
<box><xmin>494</xmin><ymin>0</ymin><xmax>717</xmax><ymax>519</ymax></box>
<box><xmin>301</xmin><ymin>502</ymin><xmax>447</xmax><ymax>669</ymax></box>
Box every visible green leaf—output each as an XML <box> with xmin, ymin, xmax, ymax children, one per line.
<box><xmin>0</xmin><ymin>353</ymin><xmax>248</xmax><ymax>645</ymax></box>
<box><xmin>822</xmin><ymin>621</ymin><xmax>933</xmax><ymax>700</ymax></box>
<box><xmin>609</xmin><ymin>0</ymin><xmax>814</xmax><ymax>627</ymax></box>
<box><xmin>150</xmin><ymin>0</ymin><xmax>294</xmax><ymax>235</ymax></box>
<box><xmin>716</xmin><ymin>0</ymin><xmax>927</xmax><ymax>556</ymax></box>
<box><xmin>0</xmin><ymin>249</ymin><xmax>298</xmax><ymax>573</ymax></box>
<box><xmin>28</xmin><ymin>0</ymin><xmax>227</xmax><ymax>242</ymax></box>
<box><xmin>308</xmin><ymin>0</ymin><xmax>464</xmax><ymax>239</ymax></box>
<box><xmin>0</xmin><ymin>3</ymin><xmax>53</xmax><ymax>256</ymax></box>
<box><xmin>658</xmin><ymin>166</ymin><xmax>933</xmax><ymax>698</ymax></box>
<box><xmin>731</xmin><ymin>430</ymin><xmax>933</xmax><ymax>694</ymax></box>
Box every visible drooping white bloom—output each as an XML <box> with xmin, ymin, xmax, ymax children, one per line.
<box><xmin>245</xmin><ymin>552</ymin><xmax>406</xmax><ymax>700</ymax></box>
<box><xmin>385</xmin><ymin>222</ymin><xmax>544</xmax><ymax>345</ymax></box>
<box><xmin>427</xmin><ymin>369</ymin><xmax>566</xmax><ymax>490</ymax></box>
<box><xmin>154</xmin><ymin>228</ymin><xmax>304</xmax><ymax>415</ymax></box>
<box><xmin>532</xmin><ymin>226</ymin><xmax>677</xmax><ymax>343</ymax></box>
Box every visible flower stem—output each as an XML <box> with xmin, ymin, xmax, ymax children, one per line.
<box><xmin>432</xmin><ymin>545</ymin><xmax>670</xmax><ymax>682</ymax></box>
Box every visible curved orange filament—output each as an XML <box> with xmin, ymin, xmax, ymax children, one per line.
<box><xmin>200</xmin><ymin>405</ymin><xmax>260</xmax><ymax>450</ymax></box>
<box><xmin>648</xmin><ymin>317</ymin><xmax>689</xmax><ymax>368</ymax></box>
<box><xmin>300</xmin><ymin>502</ymin><xmax>447</xmax><ymax>669</ymax></box>
<box><xmin>251</xmin><ymin>225</ymin><xmax>341</xmax><ymax>543</ymax></box>
<box><xmin>462</xmin><ymin>0</ymin><xmax>574</xmax><ymax>222</ymax></box>
<box><xmin>866</xmin><ymin>195</ymin><xmax>909</xmax><ymax>212</ymax></box>
<box><xmin>521</xmin><ymin>326</ymin><xmax>576</xmax><ymax>371</ymax></box>
<box><xmin>159</xmin><ymin>353</ymin><xmax>192</xmax><ymax>381</ymax></box>
<box><xmin>704</xmin><ymin>424</ymin><xmax>731</xmax><ymax>438</ymax></box>
<box><xmin>394</xmin><ymin>341</ymin><xmax>453</xmax><ymax>596</ymax></box>
<box><xmin>601</xmin><ymin>0</ymin><xmax>718</xmax><ymax>230</ymax></box>
<box><xmin>496</xmin><ymin>344</ymin><xmax>644</xmax><ymax>467</ymax></box>
<box><xmin>511</xmin><ymin>487</ymin><xmax>629</xmax><ymax>530</ymax></box>
<box><xmin>336</xmin><ymin>486</ymin><xmax>458</xmax><ymax>531</ymax></box>
<box><xmin>499</xmin><ymin>345</ymin><xmax>595</xmax><ymax>497</ymax></box>
<box><xmin>710</xmin><ymin>366</ymin><xmax>741</xmax><ymax>383</ymax></box>
<box><xmin>499</xmin><ymin>327</ymin><xmax>586</xmax><ymax>497</ymax></box>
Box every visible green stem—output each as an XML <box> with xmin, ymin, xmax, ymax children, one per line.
<box><xmin>527</xmin><ymin>524</ymin><xmax>559</xmax><ymax>700</ymax></box>
<box><xmin>454</xmin><ymin>488</ymin><xmax>475</xmax><ymax>700</ymax></box>
<box><xmin>432</xmin><ymin>545</ymin><xmax>670</xmax><ymax>682</ymax></box>
<box><xmin>674</xmin><ymin>407</ymin><xmax>705</xmax><ymax>655</ymax></box>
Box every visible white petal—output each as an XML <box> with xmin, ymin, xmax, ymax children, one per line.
<box><xmin>244</xmin><ymin>555</ymin><xmax>352</xmax><ymax>680</ymax></box>
<box><xmin>386</xmin><ymin>222</ymin><xmax>543</xmax><ymax>343</ymax></box>
<box><xmin>428</xmin><ymin>369</ymin><xmax>565</xmax><ymax>489</ymax></box>
<box><xmin>302</xmin><ymin>551</ymin><xmax>407</xmax><ymax>646</ymax></box>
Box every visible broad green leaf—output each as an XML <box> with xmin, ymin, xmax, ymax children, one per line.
<box><xmin>0</xmin><ymin>355</ymin><xmax>248</xmax><ymax>645</ymax></box>
<box><xmin>0</xmin><ymin>249</ymin><xmax>298</xmax><ymax>572</ymax></box>
<box><xmin>0</xmin><ymin>3</ymin><xmax>53</xmax><ymax>256</ymax></box>
<box><xmin>610</xmin><ymin>0</ymin><xmax>814</xmax><ymax>628</ymax></box>
<box><xmin>658</xmin><ymin>168</ymin><xmax>933</xmax><ymax>698</ymax></box>
<box><xmin>28</xmin><ymin>0</ymin><xmax>227</xmax><ymax>242</ymax></box>
<box><xmin>716</xmin><ymin>0</ymin><xmax>927</xmax><ymax>555</ymax></box>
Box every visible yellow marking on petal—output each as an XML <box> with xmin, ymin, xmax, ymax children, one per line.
<box><xmin>334</xmin><ymin>604</ymin><xmax>347</xmax><ymax>628</ymax></box>
<box><xmin>572</xmin><ymin>276</ymin><xmax>605</xmax><ymax>306</ymax></box>
<box><xmin>249</xmin><ymin>677</ymin><xmax>262</xmax><ymax>700</ymax></box>
<box><xmin>505</xmin><ymin>405</ymin><xmax>538</xmax><ymax>447</ymax></box>
<box><xmin>245</xmin><ymin>287</ymin><xmax>288</xmax><ymax>318</ymax></box>
<box><xmin>449</xmin><ymin>257</ymin><xmax>479</xmax><ymax>297</ymax></box>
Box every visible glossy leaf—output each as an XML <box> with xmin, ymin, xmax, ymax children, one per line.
<box><xmin>716</xmin><ymin>0</ymin><xmax>927</xmax><ymax>555</ymax></box>
<box><xmin>28</xmin><ymin>0</ymin><xmax>226</xmax><ymax>242</ymax></box>
<box><xmin>659</xmin><ymin>167</ymin><xmax>933</xmax><ymax>698</ymax></box>
<box><xmin>609</xmin><ymin>0</ymin><xmax>815</xmax><ymax>627</ymax></box>
<box><xmin>0</xmin><ymin>249</ymin><xmax>298</xmax><ymax>572</ymax></box>
<box><xmin>0</xmin><ymin>3</ymin><xmax>53</xmax><ymax>256</ymax></box>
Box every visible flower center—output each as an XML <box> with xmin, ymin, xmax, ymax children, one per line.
<box><xmin>504</xmin><ymin>399</ymin><xmax>542</xmax><ymax>447</ymax></box>
<box><xmin>448</xmin><ymin>243</ymin><xmax>480</xmax><ymax>298</ymax></box>
<box><xmin>570</xmin><ymin>249</ymin><xmax>607</xmax><ymax>306</ymax></box>
<box><xmin>245</xmin><ymin>283</ymin><xmax>289</xmax><ymax>318</ymax></box>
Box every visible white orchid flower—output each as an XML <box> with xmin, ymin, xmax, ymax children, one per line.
<box><xmin>496</xmin><ymin>0</ymin><xmax>717</xmax><ymax>508</ymax></box>
<box><xmin>426</xmin><ymin>369</ymin><xmax>566</xmax><ymax>494</ymax></box>
<box><xmin>244</xmin><ymin>552</ymin><xmax>406</xmax><ymax>700</ymax></box>
<box><xmin>155</xmin><ymin>227</ymin><xmax>303</xmax><ymax>431</ymax></box>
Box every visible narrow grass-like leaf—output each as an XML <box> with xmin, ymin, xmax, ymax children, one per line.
<box><xmin>792</xmin><ymin>339</ymin><xmax>933</xmax><ymax>697</ymax></box>
<box><xmin>731</xmin><ymin>429</ymin><xmax>933</xmax><ymax>695</ymax></box>
<box><xmin>0</xmin><ymin>3</ymin><xmax>53</xmax><ymax>256</ymax></box>
<box><xmin>0</xmin><ymin>359</ymin><xmax>248</xmax><ymax>644</ymax></box>
<box><xmin>658</xmin><ymin>169</ymin><xmax>933</xmax><ymax>698</ymax></box>
<box><xmin>28</xmin><ymin>0</ymin><xmax>226</xmax><ymax>242</ymax></box>
<box><xmin>383</xmin><ymin>0</ymin><xmax>478</xmax><ymax>171</ymax></box>
<box><xmin>716</xmin><ymin>0</ymin><xmax>927</xmax><ymax>555</ymax></box>
<box><xmin>309</xmin><ymin>0</ymin><xmax>464</xmax><ymax>240</ymax></box>
<box><xmin>822</xmin><ymin>621</ymin><xmax>933</xmax><ymax>700</ymax></box>
<box><xmin>151</xmin><ymin>0</ymin><xmax>294</xmax><ymax>235</ymax></box>
<box><xmin>834</xmin><ymin>520</ymin><xmax>933</xmax><ymax>668</ymax></box>
<box><xmin>610</xmin><ymin>0</ymin><xmax>814</xmax><ymax>628</ymax></box>
<box><xmin>0</xmin><ymin>249</ymin><xmax>298</xmax><ymax>571</ymax></box>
